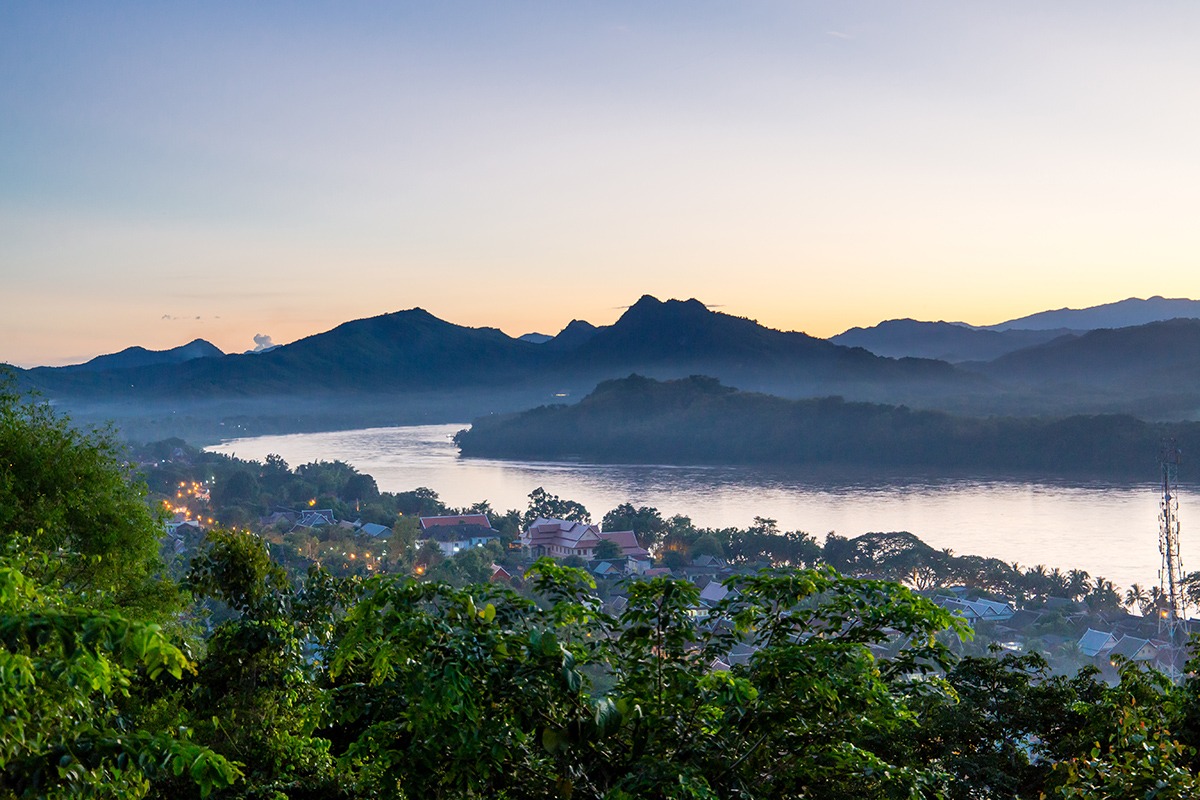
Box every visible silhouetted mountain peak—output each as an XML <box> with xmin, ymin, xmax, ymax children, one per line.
<box><xmin>58</xmin><ymin>338</ymin><xmax>224</xmax><ymax>372</ymax></box>
<box><xmin>544</xmin><ymin>319</ymin><xmax>601</xmax><ymax>351</ymax></box>
<box><xmin>620</xmin><ymin>295</ymin><xmax>710</xmax><ymax>323</ymax></box>
<box><xmin>573</xmin><ymin>295</ymin><xmax>875</xmax><ymax>373</ymax></box>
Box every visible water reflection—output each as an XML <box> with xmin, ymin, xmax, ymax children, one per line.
<box><xmin>210</xmin><ymin>424</ymin><xmax>1185</xmax><ymax>592</ymax></box>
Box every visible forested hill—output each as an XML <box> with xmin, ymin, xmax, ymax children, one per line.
<box><xmin>455</xmin><ymin>374</ymin><xmax>1198</xmax><ymax>478</ymax></box>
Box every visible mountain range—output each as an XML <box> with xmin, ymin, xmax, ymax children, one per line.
<box><xmin>830</xmin><ymin>295</ymin><xmax>1200</xmax><ymax>363</ymax></box>
<box><xmin>7</xmin><ymin>294</ymin><xmax>1200</xmax><ymax>443</ymax></box>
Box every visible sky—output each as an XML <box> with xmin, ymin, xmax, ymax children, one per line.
<box><xmin>4</xmin><ymin>2</ymin><xmax>1200</xmax><ymax>367</ymax></box>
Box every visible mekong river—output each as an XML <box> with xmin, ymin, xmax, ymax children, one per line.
<box><xmin>209</xmin><ymin>423</ymin><xmax>1190</xmax><ymax>593</ymax></box>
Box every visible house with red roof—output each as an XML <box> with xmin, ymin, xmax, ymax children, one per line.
<box><xmin>519</xmin><ymin>517</ymin><xmax>649</xmax><ymax>561</ymax></box>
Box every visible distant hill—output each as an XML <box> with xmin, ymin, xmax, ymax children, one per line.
<box><xmin>517</xmin><ymin>332</ymin><xmax>553</xmax><ymax>344</ymax></box>
<box><xmin>982</xmin><ymin>296</ymin><xmax>1200</xmax><ymax>331</ymax></box>
<box><xmin>979</xmin><ymin>318</ymin><xmax>1200</xmax><ymax>388</ymax></box>
<box><xmin>49</xmin><ymin>339</ymin><xmax>223</xmax><ymax>372</ymax></box>
<box><xmin>830</xmin><ymin>320</ymin><xmax>1073</xmax><ymax>363</ymax></box>
<box><xmin>456</xmin><ymin>374</ymin><xmax>1194</xmax><ymax>478</ymax></box>
<box><xmin>828</xmin><ymin>296</ymin><xmax>1200</xmax><ymax>363</ymax></box>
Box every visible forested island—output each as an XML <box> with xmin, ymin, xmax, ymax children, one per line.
<box><xmin>456</xmin><ymin>374</ymin><xmax>1199</xmax><ymax>479</ymax></box>
<box><xmin>7</xmin><ymin>383</ymin><xmax>1200</xmax><ymax>798</ymax></box>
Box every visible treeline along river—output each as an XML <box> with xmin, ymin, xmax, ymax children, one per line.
<box><xmin>208</xmin><ymin>423</ymin><xmax>1188</xmax><ymax>594</ymax></box>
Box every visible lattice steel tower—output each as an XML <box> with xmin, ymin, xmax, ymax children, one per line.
<box><xmin>1158</xmin><ymin>440</ymin><xmax>1186</xmax><ymax>671</ymax></box>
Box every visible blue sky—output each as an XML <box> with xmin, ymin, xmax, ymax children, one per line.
<box><xmin>4</xmin><ymin>2</ymin><xmax>1200</xmax><ymax>365</ymax></box>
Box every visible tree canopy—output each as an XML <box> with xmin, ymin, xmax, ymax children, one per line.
<box><xmin>0</xmin><ymin>380</ymin><xmax>177</xmax><ymax>618</ymax></box>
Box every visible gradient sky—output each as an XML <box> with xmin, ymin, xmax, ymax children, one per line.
<box><xmin>4</xmin><ymin>2</ymin><xmax>1200</xmax><ymax>367</ymax></box>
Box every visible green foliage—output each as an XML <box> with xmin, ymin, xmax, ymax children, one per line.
<box><xmin>427</xmin><ymin>541</ymin><xmax>504</xmax><ymax>586</ymax></box>
<box><xmin>393</xmin><ymin>486</ymin><xmax>446</xmax><ymax>516</ymax></box>
<box><xmin>911</xmin><ymin>650</ymin><xmax>1101</xmax><ymax>798</ymax></box>
<box><xmin>211</xmin><ymin>469</ymin><xmax>260</xmax><ymax>508</ymax></box>
<box><xmin>524</xmin><ymin>486</ymin><xmax>591</xmax><ymax>526</ymax></box>
<box><xmin>603</xmin><ymin>503</ymin><xmax>667</xmax><ymax>549</ymax></box>
<box><xmin>0</xmin><ymin>551</ymin><xmax>239</xmax><ymax>799</ymax></box>
<box><xmin>12</xmin><ymin>396</ymin><xmax>1200</xmax><ymax>797</ymax></box>
<box><xmin>185</xmin><ymin>529</ymin><xmax>291</xmax><ymax>620</ymax></box>
<box><xmin>180</xmin><ymin>531</ymin><xmax>354</xmax><ymax>798</ymax></box>
<box><xmin>326</xmin><ymin>560</ymin><xmax>969</xmax><ymax>798</ymax></box>
<box><xmin>1050</xmin><ymin>659</ymin><xmax>1200</xmax><ymax>798</ymax></box>
<box><xmin>661</xmin><ymin>548</ymin><xmax>689</xmax><ymax>569</ymax></box>
<box><xmin>328</xmin><ymin>574</ymin><xmax>591</xmax><ymax>798</ymax></box>
<box><xmin>0</xmin><ymin>382</ymin><xmax>177</xmax><ymax>618</ymax></box>
<box><xmin>594</xmin><ymin>538</ymin><xmax>623</xmax><ymax>561</ymax></box>
<box><xmin>688</xmin><ymin>533</ymin><xmax>725</xmax><ymax>561</ymax></box>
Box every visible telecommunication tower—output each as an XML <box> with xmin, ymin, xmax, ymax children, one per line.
<box><xmin>1158</xmin><ymin>440</ymin><xmax>1187</xmax><ymax>673</ymax></box>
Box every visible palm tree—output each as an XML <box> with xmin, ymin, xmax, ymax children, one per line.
<box><xmin>1124</xmin><ymin>583</ymin><xmax>1150</xmax><ymax>614</ymax></box>
<box><xmin>1025</xmin><ymin>564</ymin><xmax>1050</xmax><ymax>599</ymax></box>
<box><xmin>1067</xmin><ymin>569</ymin><xmax>1091</xmax><ymax>601</ymax></box>
<box><xmin>1183</xmin><ymin>571</ymin><xmax>1200</xmax><ymax>614</ymax></box>
<box><xmin>1090</xmin><ymin>576</ymin><xmax>1121</xmax><ymax>611</ymax></box>
<box><xmin>1052</xmin><ymin>640</ymin><xmax>1088</xmax><ymax>676</ymax></box>
<box><xmin>1149</xmin><ymin>585</ymin><xmax>1168</xmax><ymax>618</ymax></box>
<box><xmin>1048</xmin><ymin>567</ymin><xmax>1070</xmax><ymax>597</ymax></box>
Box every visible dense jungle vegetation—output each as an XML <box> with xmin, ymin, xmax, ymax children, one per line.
<box><xmin>6</xmin><ymin>383</ymin><xmax>1200</xmax><ymax>799</ymax></box>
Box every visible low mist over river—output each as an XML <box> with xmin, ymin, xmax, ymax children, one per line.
<box><xmin>209</xmin><ymin>424</ymin><xmax>1183</xmax><ymax>593</ymax></box>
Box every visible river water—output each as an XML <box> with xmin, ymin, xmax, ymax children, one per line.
<box><xmin>209</xmin><ymin>423</ymin><xmax>1191</xmax><ymax>593</ymax></box>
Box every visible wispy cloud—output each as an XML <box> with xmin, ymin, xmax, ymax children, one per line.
<box><xmin>826</xmin><ymin>30</ymin><xmax>854</xmax><ymax>40</ymax></box>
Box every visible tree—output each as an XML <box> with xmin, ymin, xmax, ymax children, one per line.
<box><xmin>258</xmin><ymin>453</ymin><xmax>292</xmax><ymax>495</ymax></box>
<box><xmin>342</xmin><ymin>472</ymin><xmax>379</xmax><ymax>504</ymax></box>
<box><xmin>180</xmin><ymin>530</ymin><xmax>351</xmax><ymax>798</ymax></box>
<box><xmin>0</xmin><ymin>545</ymin><xmax>239</xmax><ymax>799</ymax></box>
<box><xmin>327</xmin><ymin>562</ymin><xmax>969</xmax><ymax>799</ymax></box>
<box><xmin>602</xmin><ymin>503</ymin><xmax>666</xmax><ymax>549</ymax></box>
<box><xmin>1088</xmin><ymin>576</ymin><xmax>1123</xmax><ymax>613</ymax></box>
<box><xmin>661</xmin><ymin>548</ymin><xmax>689</xmax><ymax>569</ymax></box>
<box><xmin>0</xmin><ymin>382</ymin><xmax>178</xmax><ymax>619</ymax></box>
<box><xmin>428</xmin><ymin>542</ymin><xmax>503</xmax><ymax>586</ymax></box>
<box><xmin>1124</xmin><ymin>583</ymin><xmax>1151</xmax><ymax>615</ymax></box>
<box><xmin>1183</xmin><ymin>572</ymin><xmax>1200</xmax><ymax>615</ymax></box>
<box><xmin>689</xmin><ymin>532</ymin><xmax>725</xmax><ymax>561</ymax></box>
<box><xmin>912</xmin><ymin>650</ymin><xmax>1101</xmax><ymax>798</ymax></box>
<box><xmin>327</xmin><ymin>567</ymin><xmax>604</xmax><ymax>798</ymax></box>
<box><xmin>394</xmin><ymin>486</ymin><xmax>446</xmax><ymax>516</ymax></box>
<box><xmin>523</xmin><ymin>487</ymin><xmax>590</xmax><ymax>526</ymax></box>
<box><xmin>594</xmin><ymin>538</ymin><xmax>622</xmax><ymax>561</ymax></box>
<box><xmin>1050</xmin><ymin>659</ymin><xmax>1200</xmax><ymax>799</ymax></box>
<box><xmin>210</xmin><ymin>468</ymin><xmax>259</xmax><ymax>507</ymax></box>
<box><xmin>1067</xmin><ymin>568</ymin><xmax>1092</xmax><ymax>602</ymax></box>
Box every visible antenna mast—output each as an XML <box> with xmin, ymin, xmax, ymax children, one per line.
<box><xmin>1158</xmin><ymin>440</ymin><xmax>1187</xmax><ymax>674</ymax></box>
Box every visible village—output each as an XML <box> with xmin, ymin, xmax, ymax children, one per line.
<box><xmin>147</xmin><ymin>434</ymin><xmax>1189</xmax><ymax>682</ymax></box>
